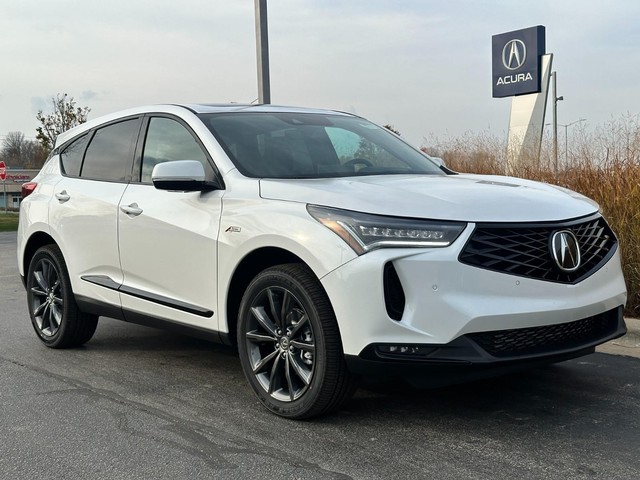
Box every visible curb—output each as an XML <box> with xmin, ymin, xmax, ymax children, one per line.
<box><xmin>623</xmin><ymin>317</ymin><xmax>640</xmax><ymax>343</ymax></box>
<box><xmin>598</xmin><ymin>317</ymin><xmax>640</xmax><ymax>358</ymax></box>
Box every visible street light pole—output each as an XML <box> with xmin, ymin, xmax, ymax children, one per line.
<box><xmin>559</xmin><ymin>118</ymin><xmax>586</xmax><ymax>166</ymax></box>
<box><xmin>255</xmin><ymin>0</ymin><xmax>271</xmax><ymax>104</ymax></box>
<box><xmin>551</xmin><ymin>71</ymin><xmax>564</xmax><ymax>179</ymax></box>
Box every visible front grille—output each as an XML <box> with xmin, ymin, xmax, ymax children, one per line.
<box><xmin>467</xmin><ymin>309</ymin><xmax>620</xmax><ymax>358</ymax></box>
<box><xmin>459</xmin><ymin>215</ymin><xmax>616</xmax><ymax>284</ymax></box>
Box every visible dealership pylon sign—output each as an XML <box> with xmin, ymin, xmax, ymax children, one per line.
<box><xmin>492</xmin><ymin>26</ymin><xmax>552</xmax><ymax>174</ymax></box>
<box><xmin>492</xmin><ymin>26</ymin><xmax>546</xmax><ymax>98</ymax></box>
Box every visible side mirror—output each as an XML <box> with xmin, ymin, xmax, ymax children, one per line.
<box><xmin>430</xmin><ymin>156</ymin><xmax>445</xmax><ymax>168</ymax></box>
<box><xmin>427</xmin><ymin>155</ymin><xmax>456</xmax><ymax>174</ymax></box>
<box><xmin>152</xmin><ymin>160</ymin><xmax>210</xmax><ymax>191</ymax></box>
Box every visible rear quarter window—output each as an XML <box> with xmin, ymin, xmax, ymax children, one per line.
<box><xmin>60</xmin><ymin>134</ymin><xmax>89</xmax><ymax>177</ymax></box>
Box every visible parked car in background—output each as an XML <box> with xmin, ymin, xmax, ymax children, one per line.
<box><xmin>17</xmin><ymin>104</ymin><xmax>627</xmax><ymax>418</ymax></box>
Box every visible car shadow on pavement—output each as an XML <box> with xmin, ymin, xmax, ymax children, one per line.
<box><xmin>82</xmin><ymin>318</ymin><xmax>638</xmax><ymax>426</ymax></box>
<box><xmin>334</xmin><ymin>354</ymin><xmax>635</xmax><ymax>425</ymax></box>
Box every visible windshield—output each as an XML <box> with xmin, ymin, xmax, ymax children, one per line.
<box><xmin>198</xmin><ymin>112</ymin><xmax>444</xmax><ymax>179</ymax></box>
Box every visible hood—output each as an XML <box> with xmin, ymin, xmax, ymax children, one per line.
<box><xmin>259</xmin><ymin>174</ymin><xmax>598</xmax><ymax>223</ymax></box>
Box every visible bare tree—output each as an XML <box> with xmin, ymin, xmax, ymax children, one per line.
<box><xmin>23</xmin><ymin>141</ymin><xmax>49</xmax><ymax>168</ymax></box>
<box><xmin>2</xmin><ymin>131</ymin><xmax>26</xmax><ymax>167</ymax></box>
<box><xmin>1</xmin><ymin>131</ymin><xmax>48</xmax><ymax>168</ymax></box>
<box><xmin>383</xmin><ymin>124</ymin><xmax>401</xmax><ymax>136</ymax></box>
<box><xmin>35</xmin><ymin>93</ymin><xmax>91</xmax><ymax>152</ymax></box>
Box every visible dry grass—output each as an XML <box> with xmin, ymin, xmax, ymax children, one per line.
<box><xmin>422</xmin><ymin>114</ymin><xmax>640</xmax><ymax>316</ymax></box>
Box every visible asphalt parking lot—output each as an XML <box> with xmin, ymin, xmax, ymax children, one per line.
<box><xmin>1</xmin><ymin>231</ymin><xmax>639</xmax><ymax>479</ymax></box>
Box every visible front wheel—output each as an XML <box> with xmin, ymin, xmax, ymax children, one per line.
<box><xmin>26</xmin><ymin>245</ymin><xmax>98</xmax><ymax>348</ymax></box>
<box><xmin>237</xmin><ymin>264</ymin><xmax>357</xmax><ymax>419</ymax></box>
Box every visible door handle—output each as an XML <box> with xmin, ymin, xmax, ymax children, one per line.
<box><xmin>55</xmin><ymin>190</ymin><xmax>70</xmax><ymax>202</ymax></box>
<box><xmin>120</xmin><ymin>203</ymin><xmax>143</xmax><ymax>216</ymax></box>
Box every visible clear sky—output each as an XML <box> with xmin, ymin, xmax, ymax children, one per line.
<box><xmin>1</xmin><ymin>0</ymin><xmax>638</xmax><ymax>147</ymax></box>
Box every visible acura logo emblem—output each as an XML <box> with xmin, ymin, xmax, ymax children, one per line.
<box><xmin>550</xmin><ymin>230</ymin><xmax>581</xmax><ymax>272</ymax></box>
<box><xmin>502</xmin><ymin>39</ymin><xmax>527</xmax><ymax>70</ymax></box>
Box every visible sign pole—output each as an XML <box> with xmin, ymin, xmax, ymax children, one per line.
<box><xmin>0</xmin><ymin>161</ymin><xmax>6</xmax><ymax>213</ymax></box>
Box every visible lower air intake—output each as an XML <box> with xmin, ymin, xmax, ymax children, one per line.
<box><xmin>467</xmin><ymin>308</ymin><xmax>620</xmax><ymax>358</ymax></box>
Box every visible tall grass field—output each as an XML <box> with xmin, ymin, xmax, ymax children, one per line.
<box><xmin>423</xmin><ymin>114</ymin><xmax>640</xmax><ymax>317</ymax></box>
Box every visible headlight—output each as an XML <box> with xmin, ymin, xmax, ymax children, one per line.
<box><xmin>307</xmin><ymin>205</ymin><xmax>466</xmax><ymax>255</ymax></box>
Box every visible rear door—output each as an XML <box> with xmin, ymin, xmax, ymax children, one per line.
<box><xmin>117</xmin><ymin>115</ymin><xmax>223</xmax><ymax>330</ymax></box>
<box><xmin>49</xmin><ymin>117</ymin><xmax>142</xmax><ymax>312</ymax></box>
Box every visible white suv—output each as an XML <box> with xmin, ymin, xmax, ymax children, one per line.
<box><xmin>18</xmin><ymin>104</ymin><xmax>627</xmax><ymax>418</ymax></box>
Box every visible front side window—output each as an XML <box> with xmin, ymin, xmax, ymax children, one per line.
<box><xmin>81</xmin><ymin>119</ymin><xmax>140</xmax><ymax>182</ymax></box>
<box><xmin>141</xmin><ymin>117</ymin><xmax>210</xmax><ymax>183</ymax></box>
<box><xmin>198</xmin><ymin>112</ymin><xmax>444</xmax><ymax>179</ymax></box>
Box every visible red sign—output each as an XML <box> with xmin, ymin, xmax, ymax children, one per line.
<box><xmin>0</xmin><ymin>161</ymin><xmax>6</xmax><ymax>181</ymax></box>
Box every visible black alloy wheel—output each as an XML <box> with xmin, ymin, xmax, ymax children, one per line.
<box><xmin>237</xmin><ymin>264</ymin><xmax>357</xmax><ymax>419</ymax></box>
<box><xmin>27</xmin><ymin>245</ymin><xmax>98</xmax><ymax>348</ymax></box>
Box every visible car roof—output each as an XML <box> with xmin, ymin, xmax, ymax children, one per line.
<box><xmin>54</xmin><ymin>103</ymin><xmax>353</xmax><ymax>149</ymax></box>
<box><xmin>181</xmin><ymin>103</ymin><xmax>350</xmax><ymax>115</ymax></box>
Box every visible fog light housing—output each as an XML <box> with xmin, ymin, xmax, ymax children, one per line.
<box><xmin>376</xmin><ymin>345</ymin><xmax>436</xmax><ymax>358</ymax></box>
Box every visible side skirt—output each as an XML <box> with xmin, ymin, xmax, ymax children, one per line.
<box><xmin>75</xmin><ymin>294</ymin><xmax>225</xmax><ymax>344</ymax></box>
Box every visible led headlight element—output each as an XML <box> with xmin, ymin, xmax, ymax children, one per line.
<box><xmin>307</xmin><ymin>205</ymin><xmax>466</xmax><ymax>255</ymax></box>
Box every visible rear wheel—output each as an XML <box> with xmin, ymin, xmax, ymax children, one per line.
<box><xmin>26</xmin><ymin>245</ymin><xmax>98</xmax><ymax>348</ymax></box>
<box><xmin>237</xmin><ymin>264</ymin><xmax>357</xmax><ymax>419</ymax></box>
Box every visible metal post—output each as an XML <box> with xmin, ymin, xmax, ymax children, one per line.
<box><xmin>552</xmin><ymin>71</ymin><xmax>558</xmax><ymax>177</ymax></box>
<box><xmin>551</xmin><ymin>72</ymin><xmax>563</xmax><ymax>179</ymax></box>
<box><xmin>3</xmin><ymin>180</ymin><xmax>6</xmax><ymax>214</ymax></box>
<box><xmin>561</xmin><ymin>119</ymin><xmax>586</xmax><ymax>166</ymax></box>
<box><xmin>564</xmin><ymin>124</ymin><xmax>568</xmax><ymax>166</ymax></box>
<box><xmin>255</xmin><ymin>0</ymin><xmax>271</xmax><ymax>104</ymax></box>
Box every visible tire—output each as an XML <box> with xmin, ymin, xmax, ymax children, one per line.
<box><xmin>26</xmin><ymin>245</ymin><xmax>99</xmax><ymax>348</ymax></box>
<box><xmin>237</xmin><ymin>264</ymin><xmax>357</xmax><ymax>419</ymax></box>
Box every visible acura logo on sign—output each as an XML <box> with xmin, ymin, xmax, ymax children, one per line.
<box><xmin>550</xmin><ymin>231</ymin><xmax>581</xmax><ymax>272</ymax></box>
<box><xmin>502</xmin><ymin>39</ymin><xmax>527</xmax><ymax>70</ymax></box>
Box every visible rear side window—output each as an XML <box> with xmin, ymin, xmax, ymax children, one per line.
<box><xmin>81</xmin><ymin>119</ymin><xmax>140</xmax><ymax>182</ymax></box>
<box><xmin>60</xmin><ymin>134</ymin><xmax>89</xmax><ymax>177</ymax></box>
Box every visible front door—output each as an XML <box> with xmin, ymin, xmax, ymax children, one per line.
<box><xmin>117</xmin><ymin>116</ymin><xmax>222</xmax><ymax>330</ymax></box>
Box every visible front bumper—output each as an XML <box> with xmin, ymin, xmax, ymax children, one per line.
<box><xmin>344</xmin><ymin>306</ymin><xmax>626</xmax><ymax>386</ymax></box>
<box><xmin>320</xmin><ymin>227</ymin><xmax>627</xmax><ymax>359</ymax></box>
